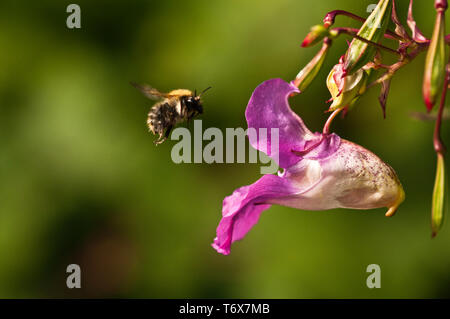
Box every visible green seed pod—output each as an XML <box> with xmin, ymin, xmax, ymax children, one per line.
<box><xmin>432</xmin><ymin>153</ymin><xmax>446</xmax><ymax>237</ymax></box>
<box><xmin>423</xmin><ymin>7</ymin><xmax>447</xmax><ymax>111</ymax></box>
<box><xmin>294</xmin><ymin>39</ymin><xmax>331</xmax><ymax>91</ymax></box>
<box><xmin>343</xmin><ymin>0</ymin><xmax>392</xmax><ymax>75</ymax></box>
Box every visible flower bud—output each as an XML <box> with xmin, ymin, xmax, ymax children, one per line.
<box><xmin>436</xmin><ymin>0</ymin><xmax>448</xmax><ymax>10</ymax></box>
<box><xmin>326</xmin><ymin>63</ymin><xmax>368</xmax><ymax>111</ymax></box>
<box><xmin>301</xmin><ymin>25</ymin><xmax>330</xmax><ymax>47</ymax></box>
<box><xmin>293</xmin><ymin>39</ymin><xmax>331</xmax><ymax>91</ymax></box>
<box><xmin>432</xmin><ymin>153</ymin><xmax>446</xmax><ymax>237</ymax></box>
<box><xmin>343</xmin><ymin>0</ymin><xmax>392</xmax><ymax>75</ymax></box>
<box><xmin>423</xmin><ymin>5</ymin><xmax>447</xmax><ymax>111</ymax></box>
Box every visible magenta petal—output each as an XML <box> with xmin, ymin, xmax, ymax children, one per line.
<box><xmin>212</xmin><ymin>174</ymin><xmax>298</xmax><ymax>255</ymax></box>
<box><xmin>245</xmin><ymin>78</ymin><xmax>316</xmax><ymax>168</ymax></box>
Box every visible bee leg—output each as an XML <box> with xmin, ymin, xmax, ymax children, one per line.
<box><xmin>154</xmin><ymin>137</ymin><xmax>165</xmax><ymax>145</ymax></box>
<box><xmin>154</xmin><ymin>125</ymin><xmax>173</xmax><ymax>145</ymax></box>
<box><xmin>164</xmin><ymin>125</ymin><xmax>173</xmax><ymax>140</ymax></box>
<box><xmin>154</xmin><ymin>133</ymin><xmax>165</xmax><ymax>145</ymax></box>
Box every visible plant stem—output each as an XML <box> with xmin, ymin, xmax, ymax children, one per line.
<box><xmin>434</xmin><ymin>64</ymin><xmax>449</xmax><ymax>154</ymax></box>
<box><xmin>323</xmin><ymin>10</ymin><xmax>403</xmax><ymax>40</ymax></box>
<box><xmin>323</xmin><ymin>108</ymin><xmax>344</xmax><ymax>135</ymax></box>
<box><xmin>291</xmin><ymin>107</ymin><xmax>343</xmax><ymax>156</ymax></box>
<box><xmin>323</xmin><ymin>7</ymin><xmax>450</xmax><ymax>45</ymax></box>
<box><xmin>332</xmin><ymin>28</ymin><xmax>401</xmax><ymax>56</ymax></box>
<box><xmin>367</xmin><ymin>44</ymin><xmax>428</xmax><ymax>89</ymax></box>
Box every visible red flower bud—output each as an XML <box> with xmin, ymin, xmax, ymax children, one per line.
<box><xmin>301</xmin><ymin>25</ymin><xmax>330</xmax><ymax>47</ymax></box>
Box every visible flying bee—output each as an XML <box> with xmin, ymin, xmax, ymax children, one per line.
<box><xmin>131</xmin><ymin>82</ymin><xmax>211</xmax><ymax>144</ymax></box>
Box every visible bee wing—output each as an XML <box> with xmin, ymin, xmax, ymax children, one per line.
<box><xmin>130</xmin><ymin>82</ymin><xmax>171</xmax><ymax>100</ymax></box>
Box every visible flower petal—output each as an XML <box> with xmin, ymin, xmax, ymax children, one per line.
<box><xmin>302</xmin><ymin>133</ymin><xmax>341</xmax><ymax>160</ymax></box>
<box><xmin>245</xmin><ymin>78</ymin><xmax>317</xmax><ymax>168</ymax></box>
<box><xmin>212</xmin><ymin>174</ymin><xmax>298</xmax><ymax>255</ymax></box>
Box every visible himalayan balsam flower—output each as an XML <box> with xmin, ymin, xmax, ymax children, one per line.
<box><xmin>212</xmin><ymin>78</ymin><xmax>405</xmax><ymax>255</ymax></box>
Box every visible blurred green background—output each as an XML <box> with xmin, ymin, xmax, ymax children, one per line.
<box><xmin>0</xmin><ymin>0</ymin><xmax>449</xmax><ymax>298</ymax></box>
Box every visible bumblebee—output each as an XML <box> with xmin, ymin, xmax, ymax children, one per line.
<box><xmin>131</xmin><ymin>82</ymin><xmax>211</xmax><ymax>144</ymax></box>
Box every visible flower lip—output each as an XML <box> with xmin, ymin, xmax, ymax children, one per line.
<box><xmin>212</xmin><ymin>174</ymin><xmax>297</xmax><ymax>255</ymax></box>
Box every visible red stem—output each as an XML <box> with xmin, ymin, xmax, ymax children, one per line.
<box><xmin>291</xmin><ymin>107</ymin><xmax>343</xmax><ymax>157</ymax></box>
<box><xmin>323</xmin><ymin>10</ymin><xmax>403</xmax><ymax>40</ymax></box>
<box><xmin>323</xmin><ymin>8</ymin><xmax>450</xmax><ymax>45</ymax></box>
<box><xmin>323</xmin><ymin>108</ymin><xmax>344</xmax><ymax>135</ymax></box>
<box><xmin>434</xmin><ymin>65</ymin><xmax>449</xmax><ymax>154</ymax></box>
<box><xmin>332</xmin><ymin>28</ymin><xmax>401</xmax><ymax>56</ymax></box>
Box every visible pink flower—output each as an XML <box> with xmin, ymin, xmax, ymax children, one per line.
<box><xmin>212</xmin><ymin>78</ymin><xmax>405</xmax><ymax>255</ymax></box>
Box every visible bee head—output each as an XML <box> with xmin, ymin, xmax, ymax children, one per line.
<box><xmin>185</xmin><ymin>95</ymin><xmax>203</xmax><ymax>114</ymax></box>
<box><xmin>186</xmin><ymin>87</ymin><xmax>211</xmax><ymax>115</ymax></box>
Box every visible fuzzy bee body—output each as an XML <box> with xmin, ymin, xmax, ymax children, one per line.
<box><xmin>132</xmin><ymin>84</ymin><xmax>209</xmax><ymax>144</ymax></box>
<box><xmin>147</xmin><ymin>100</ymin><xmax>178</xmax><ymax>136</ymax></box>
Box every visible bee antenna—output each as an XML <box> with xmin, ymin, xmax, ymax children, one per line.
<box><xmin>199</xmin><ymin>86</ymin><xmax>212</xmax><ymax>97</ymax></box>
<box><xmin>194</xmin><ymin>89</ymin><xmax>197</xmax><ymax>96</ymax></box>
